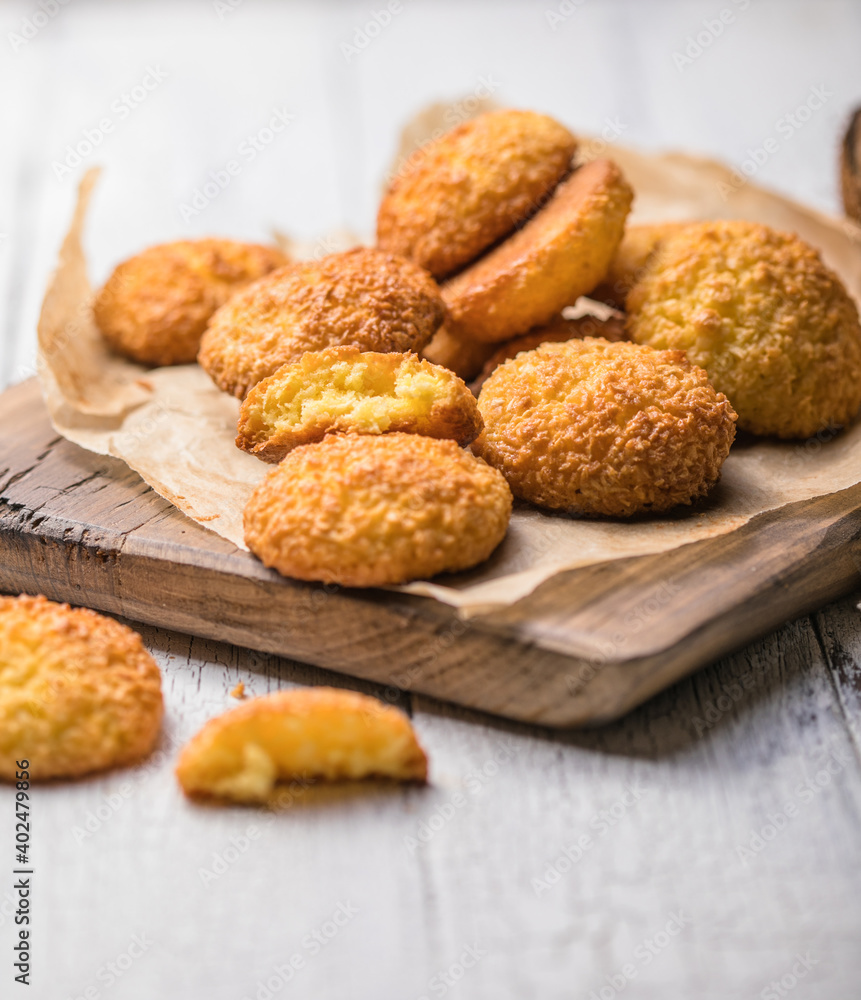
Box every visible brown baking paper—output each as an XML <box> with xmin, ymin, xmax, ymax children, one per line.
<box><xmin>37</xmin><ymin>120</ymin><xmax>861</xmax><ymax>615</ymax></box>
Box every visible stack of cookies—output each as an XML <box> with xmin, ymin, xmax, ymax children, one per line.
<box><xmin>90</xmin><ymin>108</ymin><xmax>861</xmax><ymax>587</ymax></box>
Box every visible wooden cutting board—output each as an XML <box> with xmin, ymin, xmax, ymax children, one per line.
<box><xmin>2</xmin><ymin>377</ymin><xmax>861</xmax><ymax>727</ymax></box>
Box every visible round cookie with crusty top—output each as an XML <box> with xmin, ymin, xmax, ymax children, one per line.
<box><xmin>473</xmin><ymin>338</ymin><xmax>737</xmax><ymax>517</ymax></box>
<box><xmin>0</xmin><ymin>595</ymin><xmax>163</xmax><ymax>781</ymax></box>
<box><xmin>94</xmin><ymin>238</ymin><xmax>289</xmax><ymax>366</ymax></box>
<box><xmin>442</xmin><ymin>159</ymin><xmax>633</xmax><ymax>344</ymax></box>
<box><xmin>199</xmin><ymin>248</ymin><xmax>447</xmax><ymax>399</ymax></box>
<box><xmin>625</xmin><ymin>221</ymin><xmax>861</xmax><ymax>439</ymax></box>
<box><xmin>244</xmin><ymin>433</ymin><xmax>512</xmax><ymax>587</ymax></box>
<box><xmin>377</xmin><ymin>109</ymin><xmax>577</xmax><ymax>279</ymax></box>
<box><xmin>236</xmin><ymin>347</ymin><xmax>483</xmax><ymax>462</ymax></box>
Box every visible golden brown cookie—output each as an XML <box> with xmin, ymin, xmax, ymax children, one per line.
<box><xmin>626</xmin><ymin>221</ymin><xmax>861</xmax><ymax>438</ymax></box>
<box><xmin>473</xmin><ymin>338</ymin><xmax>737</xmax><ymax>517</ymax></box>
<box><xmin>176</xmin><ymin>687</ymin><xmax>427</xmax><ymax>803</ymax></box>
<box><xmin>0</xmin><ymin>595</ymin><xmax>163</xmax><ymax>781</ymax></box>
<box><xmin>591</xmin><ymin>222</ymin><xmax>690</xmax><ymax>309</ymax></box>
<box><xmin>94</xmin><ymin>239</ymin><xmax>289</xmax><ymax>366</ymax></box>
<box><xmin>377</xmin><ymin>109</ymin><xmax>577</xmax><ymax>279</ymax></box>
<box><xmin>199</xmin><ymin>248</ymin><xmax>446</xmax><ymax>399</ymax></box>
<box><xmin>473</xmin><ymin>313</ymin><xmax>627</xmax><ymax>390</ymax></box>
<box><xmin>236</xmin><ymin>347</ymin><xmax>482</xmax><ymax>462</ymax></box>
<box><xmin>442</xmin><ymin>159</ymin><xmax>633</xmax><ymax>343</ymax></box>
<box><xmin>244</xmin><ymin>432</ymin><xmax>512</xmax><ymax>586</ymax></box>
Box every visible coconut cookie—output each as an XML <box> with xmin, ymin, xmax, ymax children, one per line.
<box><xmin>626</xmin><ymin>221</ymin><xmax>861</xmax><ymax>438</ymax></box>
<box><xmin>243</xmin><ymin>432</ymin><xmax>512</xmax><ymax>587</ymax></box>
<box><xmin>473</xmin><ymin>338</ymin><xmax>737</xmax><ymax>517</ymax></box>
<box><xmin>442</xmin><ymin>159</ymin><xmax>633</xmax><ymax>343</ymax></box>
<box><xmin>94</xmin><ymin>238</ymin><xmax>289</xmax><ymax>366</ymax></box>
<box><xmin>0</xmin><ymin>595</ymin><xmax>163</xmax><ymax>781</ymax></box>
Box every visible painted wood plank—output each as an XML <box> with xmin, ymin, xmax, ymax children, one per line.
<box><xmin>26</xmin><ymin>602</ymin><xmax>861</xmax><ymax>999</ymax></box>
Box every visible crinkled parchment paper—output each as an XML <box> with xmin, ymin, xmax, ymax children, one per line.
<box><xmin>37</xmin><ymin>117</ymin><xmax>861</xmax><ymax>614</ymax></box>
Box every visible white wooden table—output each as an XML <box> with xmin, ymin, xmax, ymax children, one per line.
<box><xmin>2</xmin><ymin>2</ymin><xmax>861</xmax><ymax>997</ymax></box>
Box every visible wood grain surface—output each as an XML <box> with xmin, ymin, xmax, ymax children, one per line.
<box><xmin>3</xmin><ymin>377</ymin><xmax>861</xmax><ymax>728</ymax></box>
<box><xmin>2</xmin><ymin>2</ymin><xmax>861</xmax><ymax>998</ymax></box>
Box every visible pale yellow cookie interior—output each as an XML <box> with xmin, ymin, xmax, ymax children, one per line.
<box><xmin>237</xmin><ymin>347</ymin><xmax>482</xmax><ymax>461</ymax></box>
<box><xmin>252</xmin><ymin>356</ymin><xmax>445</xmax><ymax>433</ymax></box>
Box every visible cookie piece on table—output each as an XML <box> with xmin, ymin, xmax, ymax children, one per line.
<box><xmin>176</xmin><ymin>687</ymin><xmax>427</xmax><ymax>803</ymax></box>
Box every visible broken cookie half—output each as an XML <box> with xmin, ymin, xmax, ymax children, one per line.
<box><xmin>175</xmin><ymin>687</ymin><xmax>428</xmax><ymax>804</ymax></box>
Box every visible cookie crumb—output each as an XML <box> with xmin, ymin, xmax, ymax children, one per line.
<box><xmin>230</xmin><ymin>682</ymin><xmax>246</xmax><ymax>699</ymax></box>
